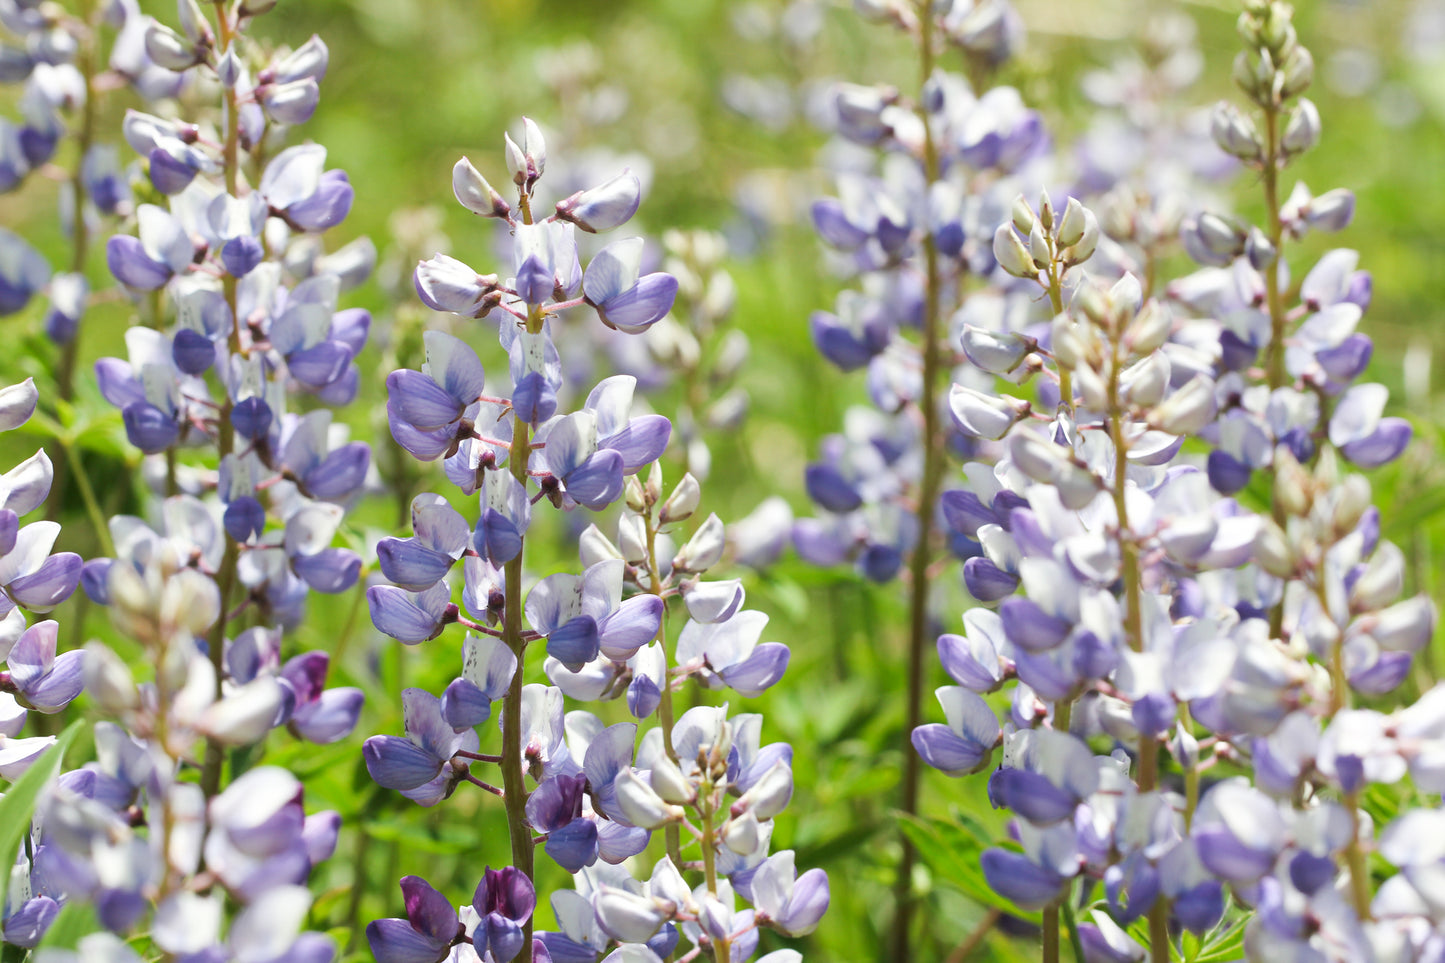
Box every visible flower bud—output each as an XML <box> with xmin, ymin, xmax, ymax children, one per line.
<box><xmin>1351</xmin><ymin>542</ymin><xmax>1404</xmax><ymax>613</ymax></box>
<box><xmin>1331</xmin><ymin>475</ymin><xmax>1371</xmax><ymax>536</ymax></box>
<box><xmin>961</xmin><ymin>325</ymin><xmax>1031</xmax><ymax>374</ymax></box>
<box><xmin>1282</xmin><ymin>98</ymin><xmax>1321</xmax><ymax>155</ymax></box>
<box><xmin>579</xmin><ymin>524</ymin><xmax>623</xmax><ymax>567</ymax></box>
<box><xmin>595</xmin><ymin>888</ymin><xmax>667</xmax><ymax>944</ymax></box>
<box><xmin>1254</xmin><ymin>520</ymin><xmax>1297</xmax><ymax>578</ymax></box>
<box><xmin>1010</xmin><ymin>194</ymin><xmax>1037</xmax><ymax>235</ymax></box>
<box><xmin>1281</xmin><ymin>45</ymin><xmax>1314</xmax><ymax>98</ymax></box>
<box><xmin>200</xmin><ymin>677</ymin><xmax>283</xmax><ymax>746</ymax></box>
<box><xmin>83</xmin><ymin>641</ymin><xmax>140</xmax><ymax>714</ymax></box>
<box><xmin>645</xmin><ymin>461</ymin><xmax>664</xmax><ymax>507</ymax></box>
<box><xmin>554</xmin><ymin>169</ymin><xmax>642</xmax><ymax>233</ymax></box>
<box><xmin>660</xmin><ymin>473</ymin><xmax>701</xmax><ymax>524</ymax></box>
<box><xmin>724</xmin><ymin>811</ymin><xmax>762</xmax><ymax>855</ymax></box>
<box><xmin>673</xmin><ymin>513</ymin><xmax>725</xmax><ymax>574</ymax></box>
<box><xmin>650</xmin><ymin>756</ymin><xmax>695</xmax><ymax>804</ymax></box>
<box><xmin>1125</xmin><ymin>300</ymin><xmax>1171</xmax><ymax>355</ymax></box>
<box><xmin>1037</xmin><ymin>189</ymin><xmax>1054</xmax><ymax>232</ymax></box>
<box><xmin>618</xmin><ymin>513</ymin><xmax>649</xmax><ymax>565</ymax></box>
<box><xmin>1211</xmin><ymin>101</ymin><xmax>1263</xmax><ymax>162</ymax></box>
<box><xmin>624</xmin><ymin>475</ymin><xmax>647</xmax><ymax>514</ymax></box>
<box><xmin>1272</xmin><ymin>448</ymin><xmax>1312</xmax><ymax>517</ymax></box>
<box><xmin>1305</xmin><ymin>189</ymin><xmax>1354</xmax><ymax>233</ymax></box>
<box><xmin>1245</xmin><ymin>227</ymin><xmax>1276</xmax><ymax>271</ymax></box>
<box><xmin>992</xmin><ymin>223</ymin><xmax>1035</xmax><ymax>279</ymax></box>
<box><xmin>615</xmin><ymin>768</ymin><xmax>683</xmax><ymax>829</ymax></box>
<box><xmin>1056</xmin><ymin>198</ymin><xmax>1089</xmax><ymax>248</ymax></box>
<box><xmin>1149</xmin><ymin>375</ymin><xmax>1217</xmax><ymax>435</ymax></box>
<box><xmin>1027</xmin><ymin>220</ymin><xmax>1051</xmax><ymax>269</ymax></box>
<box><xmin>733</xmin><ymin>759</ymin><xmax>793</xmax><ymax>820</ymax></box>
<box><xmin>452</xmin><ymin>157</ymin><xmax>510</xmax><ymax>218</ymax></box>
<box><xmin>145</xmin><ymin>22</ymin><xmax>203</xmax><ymax>71</ymax></box>
<box><xmin>948</xmin><ymin>385</ymin><xmax>1028</xmax><ymax>441</ymax></box>
<box><xmin>1062</xmin><ymin>207</ymin><xmax>1099</xmax><ymax>265</ymax></box>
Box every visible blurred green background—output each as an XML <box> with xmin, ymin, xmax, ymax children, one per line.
<box><xmin>3</xmin><ymin>0</ymin><xmax>1445</xmax><ymax>960</ymax></box>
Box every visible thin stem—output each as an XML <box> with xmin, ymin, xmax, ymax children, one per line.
<box><xmin>893</xmin><ymin>4</ymin><xmax>948</xmax><ymax>958</ymax></box>
<box><xmin>56</xmin><ymin>0</ymin><xmax>97</xmax><ymax>402</ymax></box>
<box><xmin>700</xmin><ymin>786</ymin><xmax>729</xmax><ymax>963</ymax></box>
<box><xmin>943</xmin><ymin>908</ymin><xmax>1001</xmax><ymax>963</ymax></box>
<box><xmin>1061</xmin><ymin>887</ymin><xmax>1086</xmax><ymax>963</ymax></box>
<box><xmin>1147</xmin><ymin>902</ymin><xmax>1170</xmax><ymax>963</ymax></box>
<box><xmin>1044</xmin><ymin>700</ymin><xmax>1075</xmax><ymax>963</ymax></box>
<box><xmin>501</xmin><ymin>415</ymin><xmax>535</xmax><ymax>963</ymax></box>
<box><xmin>646</xmin><ymin>511</ymin><xmax>683</xmax><ymax>869</ymax></box>
<box><xmin>1259</xmin><ymin>104</ymin><xmax>1292</xmax><ymax>641</ymax></box>
<box><xmin>1047</xmin><ymin>262</ymin><xmax>1072</xmax><ymax>416</ymax></box>
<box><xmin>62</xmin><ymin>439</ymin><xmax>116</xmax><ymax>558</ymax></box>
<box><xmin>200</xmin><ymin>0</ymin><xmax>245</xmax><ymax>800</ymax></box>
<box><xmin>1343</xmin><ymin>790</ymin><xmax>1373</xmax><ymax>921</ymax></box>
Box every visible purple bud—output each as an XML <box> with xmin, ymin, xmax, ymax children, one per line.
<box><xmin>171</xmin><ymin>327</ymin><xmax>215</xmax><ymax>375</ymax></box>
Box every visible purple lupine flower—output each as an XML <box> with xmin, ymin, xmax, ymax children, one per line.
<box><xmin>276</xmin><ymin>651</ymin><xmax>363</xmax><ymax>744</ymax></box>
<box><xmin>367</xmin><ymin>876</ymin><xmax>462</xmax><ymax>963</ymax></box>
<box><xmin>470</xmin><ymin>866</ymin><xmax>536</xmax><ymax>963</ymax></box>
<box><xmin>368</xmin><ymin>581</ymin><xmax>455</xmax><ymax>644</ymax></box>
<box><xmin>912</xmin><ymin>686</ymin><xmax>1001</xmax><ymax>775</ymax></box>
<box><xmin>3</xmin><ymin>620</ymin><xmax>82</xmax><ymax>712</ymax></box>
<box><xmin>379</xmin><ymin>494</ymin><xmax>471</xmax><ymax>592</ymax></box>
<box><xmin>363</xmin><ymin>688</ymin><xmax>478</xmax><ymax>795</ymax></box>
<box><xmin>386</xmin><ymin>331</ymin><xmax>487</xmax><ymax>457</ymax></box>
<box><xmin>675</xmin><ymin>609</ymin><xmax>789</xmax><ymax>697</ymax></box>
<box><xmin>583</xmin><ymin>237</ymin><xmax>678</xmax><ymax>334</ymax></box>
<box><xmin>259</xmin><ymin>144</ymin><xmax>353</xmax><ymax>232</ymax></box>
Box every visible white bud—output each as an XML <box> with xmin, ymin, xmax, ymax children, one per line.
<box><xmin>1351</xmin><ymin>542</ymin><xmax>1404</xmax><ymax>613</ymax></box>
<box><xmin>452</xmin><ymin>157</ymin><xmax>510</xmax><ymax>218</ymax></box>
<box><xmin>1254</xmin><ymin>521</ymin><xmax>1297</xmax><ymax>578</ymax></box>
<box><xmin>673</xmin><ymin>513</ymin><xmax>726</xmax><ymax>574</ymax></box>
<box><xmin>992</xmin><ymin>223</ymin><xmax>1035</xmax><ymax>279</ymax></box>
<box><xmin>660</xmin><ymin>473</ymin><xmax>701</xmax><ymax>524</ymax></box>
<box><xmin>1056</xmin><ymin>197</ymin><xmax>1090</xmax><ymax>248</ymax></box>
<box><xmin>618</xmin><ymin>513</ymin><xmax>649</xmax><ymax>565</ymax></box>
<box><xmin>735</xmin><ymin>759</ymin><xmax>793</xmax><ymax>820</ymax></box>
<box><xmin>579</xmin><ymin>524</ymin><xmax>623</xmax><ymax>568</ymax></box>
<box><xmin>1149</xmin><ymin>375</ymin><xmax>1217</xmax><ymax>435</ymax></box>
<box><xmin>724</xmin><ymin>811</ymin><xmax>762</xmax><ymax>855</ymax></box>
<box><xmin>1125</xmin><ymin>300</ymin><xmax>1172</xmax><ymax>356</ymax></box>
<box><xmin>615</xmin><ymin>768</ymin><xmax>682</xmax><ymax>829</ymax></box>
<box><xmin>650</xmin><ymin>756</ymin><xmax>696</xmax><ymax>804</ymax></box>
<box><xmin>83</xmin><ymin>642</ymin><xmax>140</xmax><ymax>714</ymax></box>
<box><xmin>199</xmin><ymin>677</ymin><xmax>283</xmax><ymax>746</ymax></box>
<box><xmin>1028</xmin><ymin>219</ymin><xmax>1051</xmax><ymax>269</ymax></box>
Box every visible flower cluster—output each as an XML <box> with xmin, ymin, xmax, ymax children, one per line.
<box><xmin>908</xmin><ymin>2</ymin><xmax>1441</xmax><ymax>960</ymax></box>
<box><xmin>2</xmin><ymin>0</ymin><xmax>364</xmax><ymax>957</ymax></box>
<box><xmin>363</xmin><ymin>125</ymin><xmax>826</xmax><ymax>963</ymax></box>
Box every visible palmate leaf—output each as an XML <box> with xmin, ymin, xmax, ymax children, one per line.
<box><xmin>0</xmin><ymin>720</ymin><xmax>83</xmax><ymax>886</ymax></box>
<box><xmin>896</xmin><ymin>812</ymin><xmax>1042</xmax><ymax>923</ymax></box>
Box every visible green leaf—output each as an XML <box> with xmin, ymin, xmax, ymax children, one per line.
<box><xmin>896</xmin><ymin>812</ymin><xmax>1041</xmax><ymax>922</ymax></box>
<box><xmin>36</xmin><ymin>899</ymin><xmax>99</xmax><ymax>950</ymax></box>
<box><xmin>0</xmin><ymin>721</ymin><xmax>83</xmax><ymax>881</ymax></box>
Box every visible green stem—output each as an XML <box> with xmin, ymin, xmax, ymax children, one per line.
<box><xmin>1061</xmin><ymin>887</ymin><xmax>1086</xmax><ymax>963</ymax></box>
<box><xmin>700</xmin><ymin>786</ymin><xmax>729</xmax><ymax>963</ymax></box>
<box><xmin>200</xmin><ymin>0</ymin><xmax>245</xmax><ymax>801</ymax></box>
<box><xmin>646</xmin><ymin>513</ymin><xmax>683</xmax><ymax>870</ymax></box>
<box><xmin>57</xmin><ymin>1</ymin><xmax>98</xmax><ymax>403</ymax></box>
<box><xmin>1047</xmin><ymin>262</ymin><xmax>1072</xmax><ymax>416</ymax></box>
<box><xmin>893</xmin><ymin>4</ymin><xmax>948</xmax><ymax>958</ymax></box>
<box><xmin>62</xmin><ymin>439</ymin><xmax>115</xmax><ymax>558</ymax></box>
<box><xmin>1259</xmin><ymin>104</ymin><xmax>1292</xmax><ymax>642</ymax></box>
<box><xmin>501</xmin><ymin>419</ymin><xmax>535</xmax><ymax>963</ymax></box>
